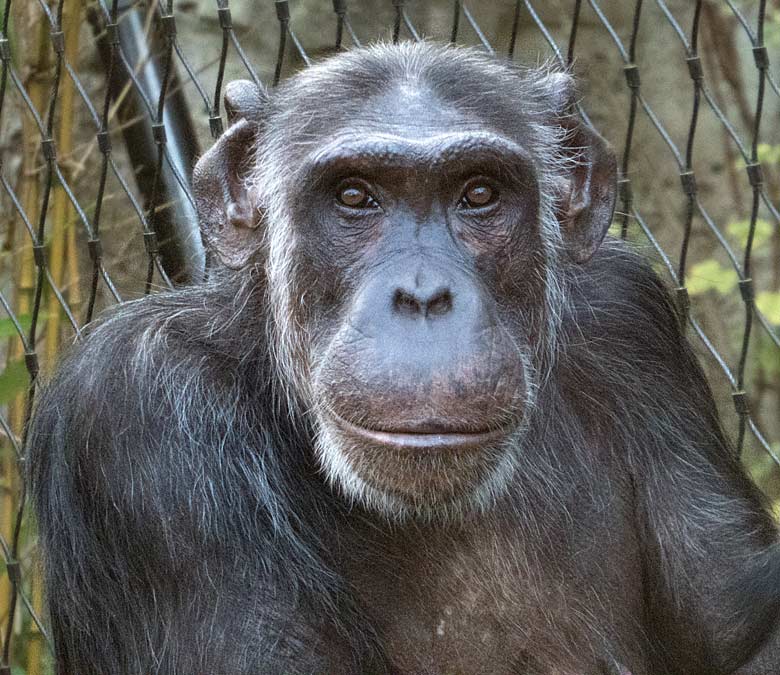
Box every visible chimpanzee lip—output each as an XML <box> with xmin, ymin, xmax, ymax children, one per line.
<box><xmin>329</xmin><ymin>413</ymin><xmax>511</xmax><ymax>451</ymax></box>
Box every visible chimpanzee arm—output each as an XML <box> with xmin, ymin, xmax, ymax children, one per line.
<box><xmin>633</xmin><ymin>385</ymin><xmax>780</xmax><ymax>675</ymax></box>
<box><xmin>27</xmin><ymin>282</ymin><xmax>378</xmax><ymax>675</ymax></box>
<box><xmin>568</xmin><ymin>243</ymin><xmax>780</xmax><ymax>675</ymax></box>
<box><xmin>735</xmin><ymin>629</ymin><xmax>780</xmax><ymax>675</ymax></box>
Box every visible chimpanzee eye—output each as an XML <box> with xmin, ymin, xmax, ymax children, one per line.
<box><xmin>337</xmin><ymin>182</ymin><xmax>379</xmax><ymax>209</ymax></box>
<box><xmin>459</xmin><ymin>180</ymin><xmax>497</xmax><ymax>209</ymax></box>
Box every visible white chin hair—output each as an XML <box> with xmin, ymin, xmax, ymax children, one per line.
<box><xmin>311</xmin><ymin>417</ymin><xmax>524</xmax><ymax>523</ymax></box>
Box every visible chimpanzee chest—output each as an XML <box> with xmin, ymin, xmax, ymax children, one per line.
<box><xmin>356</xmin><ymin>566</ymin><xmax>646</xmax><ymax>674</ymax></box>
<box><xmin>344</xmin><ymin>499</ymin><xmax>649</xmax><ymax>674</ymax></box>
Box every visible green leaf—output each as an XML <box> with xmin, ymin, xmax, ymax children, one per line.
<box><xmin>756</xmin><ymin>291</ymin><xmax>780</xmax><ymax>325</ymax></box>
<box><xmin>607</xmin><ymin>221</ymin><xmax>622</xmax><ymax>238</ymax></box>
<box><xmin>0</xmin><ymin>359</ymin><xmax>31</xmax><ymax>404</ymax></box>
<box><xmin>757</xmin><ymin>143</ymin><xmax>780</xmax><ymax>167</ymax></box>
<box><xmin>0</xmin><ymin>315</ymin><xmax>33</xmax><ymax>339</ymax></box>
<box><xmin>726</xmin><ymin>218</ymin><xmax>773</xmax><ymax>249</ymax></box>
<box><xmin>756</xmin><ymin>335</ymin><xmax>780</xmax><ymax>375</ymax></box>
<box><xmin>685</xmin><ymin>259</ymin><xmax>739</xmax><ymax>296</ymax></box>
<box><xmin>766</xmin><ymin>10</ymin><xmax>780</xmax><ymax>50</ymax></box>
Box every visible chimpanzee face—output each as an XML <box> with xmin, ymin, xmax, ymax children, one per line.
<box><xmin>193</xmin><ymin>43</ymin><xmax>617</xmax><ymax>519</ymax></box>
<box><xmin>281</xmin><ymin>89</ymin><xmax>545</xmax><ymax>517</ymax></box>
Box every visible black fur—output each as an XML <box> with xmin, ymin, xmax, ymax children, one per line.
<box><xmin>28</xmin><ymin>240</ymin><xmax>780</xmax><ymax>674</ymax></box>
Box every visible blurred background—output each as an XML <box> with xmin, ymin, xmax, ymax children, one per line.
<box><xmin>0</xmin><ymin>1</ymin><xmax>778</xmax><ymax>672</ymax></box>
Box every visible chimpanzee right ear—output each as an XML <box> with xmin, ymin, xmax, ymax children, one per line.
<box><xmin>541</xmin><ymin>72</ymin><xmax>618</xmax><ymax>264</ymax></box>
<box><xmin>193</xmin><ymin>80</ymin><xmax>268</xmax><ymax>270</ymax></box>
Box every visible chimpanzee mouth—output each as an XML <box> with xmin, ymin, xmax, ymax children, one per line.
<box><xmin>329</xmin><ymin>413</ymin><xmax>513</xmax><ymax>451</ymax></box>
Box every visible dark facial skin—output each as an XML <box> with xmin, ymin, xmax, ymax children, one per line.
<box><xmin>28</xmin><ymin>44</ymin><xmax>780</xmax><ymax>675</ymax></box>
<box><xmin>294</xmin><ymin>86</ymin><xmax>544</xmax><ymax>506</ymax></box>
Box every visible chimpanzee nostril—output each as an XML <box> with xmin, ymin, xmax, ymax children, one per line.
<box><xmin>392</xmin><ymin>286</ymin><xmax>453</xmax><ymax>318</ymax></box>
<box><xmin>425</xmin><ymin>288</ymin><xmax>453</xmax><ymax>317</ymax></box>
<box><xmin>393</xmin><ymin>289</ymin><xmax>423</xmax><ymax>317</ymax></box>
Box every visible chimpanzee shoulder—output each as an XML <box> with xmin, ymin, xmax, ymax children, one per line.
<box><xmin>567</xmin><ymin>238</ymin><xmax>687</xmax><ymax>358</ymax></box>
<box><xmin>27</xmin><ymin>275</ymin><xmax>384</xmax><ymax>674</ymax></box>
<box><xmin>558</xmin><ymin>237</ymin><xmax>730</xmax><ymax>431</ymax></box>
<box><xmin>560</xmin><ymin>238</ymin><xmax>780</xmax><ymax>672</ymax></box>
<box><xmin>29</xmin><ymin>270</ymin><xmax>319</xmax><ymax>570</ymax></box>
<box><xmin>558</xmin><ymin>236</ymin><xmax>745</xmax><ymax>474</ymax></box>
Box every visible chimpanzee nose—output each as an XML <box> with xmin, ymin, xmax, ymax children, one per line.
<box><xmin>392</xmin><ymin>285</ymin><xmax>454</xmax><ymax>318</ymax></box>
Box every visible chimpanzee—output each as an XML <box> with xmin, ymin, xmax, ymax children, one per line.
<box><xmin>28</xmin><ymin>42</ymin><xmax>780</xmax><ymax>675</ymax></box>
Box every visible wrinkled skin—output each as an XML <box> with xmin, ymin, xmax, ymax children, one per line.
<box><xmin>28</xmin><ymin>43</ymin><xmax>780</xmax><ymax>675</ymax></box>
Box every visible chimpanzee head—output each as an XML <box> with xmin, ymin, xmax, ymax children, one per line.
<box><xmin>193</xmin><ymin>43</ymin><xmax>616</xmax><ymax>519</ymax></box>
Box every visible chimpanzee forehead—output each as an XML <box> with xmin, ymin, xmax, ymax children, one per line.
<box><xmin>289</xmin><ymin>73</ymin><xmax>539</xmax><ymax>183</ymax></box>
<box><xmin>271</xmin><ymin>44</ymin><xmax>547</xmax><ymax>153</ymax></box>
<box><xmin>350</xmin><ymin>79</ymin><xmax>473</xmax><ymax>135</ymax></box>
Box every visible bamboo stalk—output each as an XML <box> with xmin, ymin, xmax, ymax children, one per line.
<box><xmin>6</xmin><ymin>3</ymin><xmax>51</xmax><ymax>672</ymax></box>
<box><xmin>65</xmin><ymin>208</ymin><xmax>82</xmax><ymax>313</ymax></box>
<box><xmin>28</xmin><ymin>1</ymin><xmax>85</xmax><ymax>671</ymax></box>
<box><xmin>44</xmin><ymin>0</ymin><xmax>83</xmax><ymax>371</ymax></box>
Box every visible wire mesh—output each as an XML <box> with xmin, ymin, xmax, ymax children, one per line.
<box><xmin>0</xmin><ymin>0</ymin><xmax>777</xmax><ymax>671</ymax></box>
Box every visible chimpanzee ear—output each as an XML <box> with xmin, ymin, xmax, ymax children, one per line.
<box><xmin>224</xmin><ymin>80</ymin><xmax>267</xmax><ymax>125</ymax></box>
<box><xmin>544</xmin><ymin>73</ymin><xmax>618</xmax><ymax>264</ymax></box>
<box><xmin>193</xmin><ymin>80</ymin><xmax>268</xmax><ymax>270</ymax></box>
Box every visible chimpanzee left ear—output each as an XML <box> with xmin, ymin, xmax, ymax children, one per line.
<box><xmin>544</xmin><ymin>73</ymin><xmax>618</xmax><ymax>264</ymax></box>
<box><xmin>193</xmin><ymin>80</ymin><xmax>268</xmax><ymax>269</ymax></box>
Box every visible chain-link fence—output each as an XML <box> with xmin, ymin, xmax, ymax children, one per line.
<box><xmin>0</xmin><ymin>0</ymin><xmax>778</xmax><ymax>672</ymax></box>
